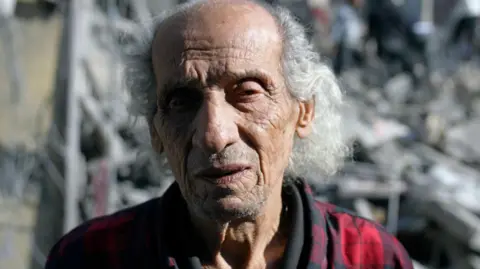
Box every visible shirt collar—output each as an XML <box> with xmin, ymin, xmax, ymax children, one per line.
<box><xmin>298</xmin><ymin>180</ymin><xmax>328</xmax><ymax>269</ymax></box>
<box><xmin>156</xmin><ymin>180</ymin><xmax>328</xmax><ymax>269</ymax></box>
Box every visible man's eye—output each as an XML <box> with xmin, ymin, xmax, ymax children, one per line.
<box><xmin>165</xmin><ymin>92</ymin><xmax>201</xmax><ymax>113</ymax></box>
<box><xmin>235</xmin><ymin>80</ymin><xmax>264</xmax><ymax>100</ymax></box>
<box><xmin>240</xmin><ymin>89</ymin><xmax>258</xmax><ymax>96</ymax></box>
<box><xmin>168</xmin><ymin>97</ymin><xmax>185</xmax><ymax>109</ymax></box>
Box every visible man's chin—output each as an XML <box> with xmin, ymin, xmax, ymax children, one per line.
<box><xmin>202</xmin><ymin>197</ymin><xmax>260</xmax><ymax>221</ymax></box>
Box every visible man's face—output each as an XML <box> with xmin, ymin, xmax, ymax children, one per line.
<box><xmin>149</xmin><ymin>3</ymin><xmax>307</xmax><ymax>221</ymax></box>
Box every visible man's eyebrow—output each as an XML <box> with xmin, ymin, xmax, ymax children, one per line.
<box><xmin>160</xmin><ymin>69</ymin><xmax>275</xmax><ymax>96</ymax></box>
<box><xmin>159</xmin><ymin>77</ymin><xmax>202</xmax><ymax>99</ymax></box>
<box><xmin>163</xmin><ymin>77</ymin><xmax>200</xmax><ymax>91</ymax></box>
<box><xmin>218</xmin><ymin>69</ymin><xmax>275</xmax><ymax>89</ymax></box>
<box><xmin>222</xmin><ymin>69</ymin><xmax>271</xmax><ymax>80</ymax></box>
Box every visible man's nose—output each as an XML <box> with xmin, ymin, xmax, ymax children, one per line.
<box><xmin>192</xmin><ymin>98</ymin><xmax>239</xmax><ymax>154</ymax></box>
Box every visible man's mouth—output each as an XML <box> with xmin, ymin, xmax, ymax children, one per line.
<box><xmin>195</xmin><ymin>164</ymin><xmax>251</xmax><ymax>184</ymax></box>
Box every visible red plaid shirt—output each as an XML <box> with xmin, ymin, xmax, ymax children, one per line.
<box><xmin>45</xmin><ymin>181</ymin><xmax>413</xmax><ymax>269</ymax></box>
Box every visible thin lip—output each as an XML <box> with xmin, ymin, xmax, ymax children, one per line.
<box><xmin>194</xmin><ymin>164</ymin><xmax>251</xmax><ymax>178</ymax></box>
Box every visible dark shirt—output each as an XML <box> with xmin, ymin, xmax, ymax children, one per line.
<box><xmin>45</xmin><ymin>180</ymin><xmax>414</xmax><ymax>269</ymax></box>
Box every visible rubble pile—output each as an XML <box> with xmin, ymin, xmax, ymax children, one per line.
<box><xmin>311</xmin><ymin>64</ymin><xmax>480</xmax><ymax>269</ymax></box>
<box><xmin>76</xmin><ymin>91</ymin><xmax>174</xmax><ymax>218</ymax></box>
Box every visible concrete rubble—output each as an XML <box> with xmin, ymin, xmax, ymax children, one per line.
<box><xmin>319</xmin><ymin>63</ymin><xmax>480</xmax><ymax>269</ymax></box>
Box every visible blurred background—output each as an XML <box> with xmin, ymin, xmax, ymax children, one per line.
<box><xmin>0</xmin><ymin>0</ymin><xmax>479</xmax><ymax>268</ymax></box>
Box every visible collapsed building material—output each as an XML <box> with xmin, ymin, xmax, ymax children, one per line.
<box><xmin>444</xmin><ymin>118</ymin><xmax>480</xmax><ymax>163</ymax></box>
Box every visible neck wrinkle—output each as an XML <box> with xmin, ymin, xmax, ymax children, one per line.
<box><xmin>190</xmin><ymin>181</ymin><xmax>288</xmax><ymax>268</ymax></box>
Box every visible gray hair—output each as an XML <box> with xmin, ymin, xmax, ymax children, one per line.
<box><xmin>124</xmin><ymin>1</ymin><xmax>349</xmax><ymax>180</ymax></box>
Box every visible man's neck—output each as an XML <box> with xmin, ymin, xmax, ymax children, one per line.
<box><xmin>191</xmin><ymin>183</ymin><xmax>289</xmax><ymax>268</ymax></box>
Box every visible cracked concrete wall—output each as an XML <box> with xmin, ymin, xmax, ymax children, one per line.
<box><xmin>0</xmin><ymin>15</ymin><xmax>62</xmax><ymax>269</ymax></box>
<box><xmin>0</xmin><ymin>15</ymin><xmax>61</xmax><ymax>149</ymax></box>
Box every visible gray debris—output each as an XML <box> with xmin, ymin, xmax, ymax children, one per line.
<box><xmin>384</xmin><ymin>73</ymin><xmax>414</xmax><ymax>104</ymax></box>
<box><xmin>444</xmin><ymin>119</ymin><xmax>480</xmax><ymax>163</ymax></box>
<box><xmin>325</xmin><ymin>61</ymin><xmax>480</xmax><ymax>268</ymax></box>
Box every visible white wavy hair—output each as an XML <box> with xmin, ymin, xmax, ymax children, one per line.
<box><xmin>124</xmin><ymin>1</ymin><xmax>348</xmax><ymax>180</ymax></box>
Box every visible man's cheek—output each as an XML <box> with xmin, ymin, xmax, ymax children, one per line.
<box><xmin>161</xmin><ymin>132</ymin><xmax>188</xmax><ymax>176</ymax></box>
<box><xmin>261</xmin><ymin>126</ymin><xmax>295</xmax><ymax>176</ymax></box>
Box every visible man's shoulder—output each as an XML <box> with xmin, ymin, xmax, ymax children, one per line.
<box><xmin>313</xmin><ymin>200</ymin><xmax>414</xmax><ymax>269</ymax></box>
<box><xmin>313</xmin><ymin>199</ymin><xmax>392</xmax><ymax>239</ymax></box>
<box><xmin>45</xmin><ymin>198</ymin><xmax>161</xmax><ymax>268</ymax></box>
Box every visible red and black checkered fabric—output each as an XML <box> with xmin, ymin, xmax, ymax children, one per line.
<box><xmin>45</xmin><ymin>181</ymin><xmax>413</xmax><ymax>269</ymax></box>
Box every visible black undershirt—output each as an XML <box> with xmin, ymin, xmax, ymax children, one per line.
<box><xmin>159</xmin><ymin>182</ymin><xmax>306</xmax><ymax>269</ymax></box>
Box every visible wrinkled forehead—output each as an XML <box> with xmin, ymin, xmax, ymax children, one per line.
<box><xmin>151</xmin><ymin>2</ymin><xmax>283</xmax><ymax>84</ymax></box>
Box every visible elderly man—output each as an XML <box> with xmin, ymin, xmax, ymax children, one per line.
<box><xmin>45</xmin><ymin>1</ymin><xmax>413</xmax><ymax>268</ymax></box>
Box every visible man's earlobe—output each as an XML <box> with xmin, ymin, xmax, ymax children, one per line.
<box><xmin>149</xmin><ymin>121</ymin><xmax>164</xmax><ymax>153</ymax></box>
<box><xmin>296</xmin><ymin>99</ymin><xmax>315</xmax><ymax>138</ymax></box>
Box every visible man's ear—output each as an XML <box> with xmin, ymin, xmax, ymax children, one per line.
<box><xmin>149</xmin><ymin>118</ymin><xmax>164</xmax><ymax>153</ymax></box>
<box><xmin>296</xmin><ymin>98</ymin><xmax>315</xmax><ymax>138</ymax></box>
